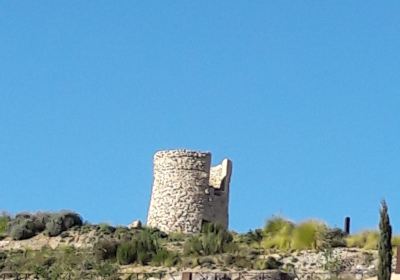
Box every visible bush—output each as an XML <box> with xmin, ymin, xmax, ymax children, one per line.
<box><xmin>262</xmin><ymin>217</ymin><xmax>327</xmax><ymax>251</ymax></box>
<box><xmin>0</xmin><ymin>215</ymin><xmax>10</xmax><ymax>235</ymax></box>
<box><xmin>291</xmin><ymin>220</ymin><xmax>326</xmax><ymax>250</ymax></box>
<box><xmin>98</xmin><ymin>223</ymin><xmax>115</xmax><ymax>235</ymax></box>
<box><xmin>9</xmin><ymin>218</ymin><xmax>37</xmax><ymax>240</ymax></box>
<box><xmin>33</xmin><ymin>212</ymin><xmax>51</xmax><ymax>232</ymax></box>
<box><xmin>61</xmin><ymin>212</ymin><xmax>82</xmax><ymax>229</ymax></box>
<box><xmin>183</xmin><ymin>223</ymin><xmax>234</xmax><ymax>256</ymax></box>
<box><xmin>150</xmin><ymin>247</ymin><xmax>180</xmax><ymax>267</ymax></box>
<box><xmin>184</xmin><ymin>236</ymin><xmax>202</xmax><ymax>255</ymax></box>
<box><xmin>116</xmin><ymin>242</ymin><xmax>137</xmax><ymax>265</ymax></box>
<box><xmin>95</xmin><ymin>261</ymin><xmax>119</xmax><ymax>279</ymax></box>
<box><xmin>45</xmin><ymin>217</ymin><xmax>64</xmax><ymax>237</ymax></box>
<box><xmin>262</xmin><ymin>216</ymin><xmax>294</xmax><ymax>250</ymax></box>
<box><xmin>240</xmin><ymin>229</ymin><xmax>263</xmax><ymax>246</ymax></box>
<box><xmin>116</xmin><ymin>229</ymin><xmax>166</xmax><ymax>265</ymax></box>
<box><xmin>114</xmin><ymin>226</ymin><xmax>132</xmax><ymax>241</ymax></box>
<box><xmin>45</xmin><ymin>212</ymin><xmax>83</xmax><ymax>237</ymax></box>
<box><xmin>6</xmin><ymin>211</ymin><xmax>83</xmax><ymax>240</ymax></box>
<box><xmin>168</xmin><ymin>232</ymin><xmax>186</xmax><ymax>242</ymax></box>
<box><xmin>319</xmin><ymin>228</ymin><xmax>346</xmax><ymax>249</ymax></box>
<box><xmin>163</xmin><ymin>252</ymin><xmax>180</xmax><ymax>267</ymax></box>
<box><xmin>141</xmin><ymin>226</ymin><xmax>168</xmax><ymax>239</ymax></box>
<box><xmin>346</xmin><ymin>231</ymin><xmax>379</xmax><ymax>250</ymax></box>
<box><xmin>93</xmin><ymin>239</ymin><xmax>119</xmax><ymax>261</ymax></box>
<box><xmin>151</xmin><ymin>248</ymin><xmax>169</xmax><ymax>265</ymax></box>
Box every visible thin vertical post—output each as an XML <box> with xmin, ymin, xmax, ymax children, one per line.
<box><xmin>344</xmin><ymin>217</ymin><xmax>350</xmax><ymax>235</ymax></box>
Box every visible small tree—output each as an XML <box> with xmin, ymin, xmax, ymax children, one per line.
<box><xmin>378</xmin><ymin>200</ymin><xmax>392</xmax><ymax>280</ymax></box>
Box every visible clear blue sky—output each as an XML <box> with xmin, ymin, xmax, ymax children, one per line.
<box><xmin>1</xmin><ymin>1</ymin><xmax>399</xmax><ymax>233</ymax></box>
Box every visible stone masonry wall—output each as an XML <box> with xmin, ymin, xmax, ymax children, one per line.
<box><xmin>146</xmin><ymin>149</ymin><xmax>232</xmax><ymax>234</ymax></box>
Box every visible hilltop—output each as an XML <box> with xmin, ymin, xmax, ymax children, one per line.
<box><xmin>0</xmin><ymin>211</ymin><xmax>393</xmax><ymax>280</ymax></box>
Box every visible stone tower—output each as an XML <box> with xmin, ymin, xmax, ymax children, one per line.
<box><xmin>147</xmin><ymin>149</ymin><xmax>232</xmax><ymax>234</ymax></box>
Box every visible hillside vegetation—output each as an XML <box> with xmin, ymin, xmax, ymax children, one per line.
<box><xmin>0</xmin><ymin>212</ymin><xmax>397</xmax><ymax>279</ymax></box>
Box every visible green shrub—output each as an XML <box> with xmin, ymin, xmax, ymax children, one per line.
<box><xmin>95</xmin><ymin>261</ymin><xmax>119</xmax><ymax>279</ymax></box>
<box><xmin>0</xmin><ymin>215</ymin><xmax>10</xmax><ymax>235</ymax></box>
<box><xmin>7</xmin><ymin>211</ymin><xmax>83</xmax><ymax>240</ymax></box>
<box><xmin>32</xmin><ymin>212</ymin><xmax>51</xmax><ymax>232</ymax></box>
<box><xmin>319</xmin><ymin>228</ymin><xmax>347</xmax><ymax>249</ymax></box>
<box><xmin>116</xmin><ymin>229</ymin><xmax>165</xmax><ymax>265</ymax></box>
<box><xmin>98</xmin><ymin>223</ymin><xmax>115</xmax><ymax>235</ymax></box>
<box><xmin>9</xmin><ymin>218</ymin><xmax>37</xmax><ymax>240</ymax></box>
<box><xmin>184</xmin><ymin>236</ymin><xmax>203</xmax><ymax>255</ymax></box>
<box><xmin>240</xmin><ymin>229</ymin><xmax>263</xmax><ymax>246</ymax></box>
<box><xmin>60</xmin><ymin>212</ymin><xmax>82</xmax><ymax>229</ymax></box>
<box><xmin>151</xmin><ymin>248</ymin><xmax>180</xmax><ymax>267</ymax></box>
<box><xmin>151</xmin><ymin>248</ymin><xmax>169</xmax><ymax>265</ymax></box>
<box><xmin>44</xmin><ymin>212</ymin><xmax>83</xmax><ymax>237</ymax></box>
<box><xmin>141</xmin><ymin>226</ymin><xmax>168</xmax><ymax>239</ymax></box>
<box><xmin>291</xmin><ymin>220</ymin><xmax>326</xmax><ymax>250</ymax></box>
<box><xmin>114</xmin><ymin>226</ymin><xmax>132</xmax><ymax>241</ymax></box>
<box><xmin>137</xmin><ymin>250</ymin><xmax>151</xmax><ymax>265</ymax></box>
<box><xmin>45</xmin><ymin>216</ymin><xmax>64</xmax><ymax>237</ymax></box>
<box><xmin>346</xmin><ymin>231</ymin><xmax>379</xmax><ymax>249</ymax></box>
<box><xmin>163</xmin><ymin>252</ymin><xmax>180</xmax><ymax>267</ymax></box>
<box><xmin>116</xmin><ymin>242</ymin><xmax>137</xmax><ymax>265</ymax></box>
<box><xmin>93</xmin><ymin>239</ymin><xmax>119</xmax><ymax>261</ymax></box>
<box><xmin>262</xmin><ymin>217</ymin><xmax>327</xmax><ymax>251</ymax></box>
<box><xmin>262</xmin><ymin>217</ymin><xmax>294</xmax><ymax>250</ymax></box>
<box><xmin>183</xmin><ymin>223</ymin><xmax>234</xmax><ymax>256</ymax></box>
<box><xmin>168</xmin><ymin>232</ymin><xmax>186</xmax><ymax>242</ymax></box>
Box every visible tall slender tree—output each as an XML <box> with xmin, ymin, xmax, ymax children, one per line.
<box><xmin>378</xmin><ymin>200</ymin><xmax>392</xmax><ymax>280</ymax></box>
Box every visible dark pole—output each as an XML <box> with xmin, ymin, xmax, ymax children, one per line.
<box><xmin>344</xmin><ymin>216</ymin><xmax>350</xmax><ymax>235</ymax></box>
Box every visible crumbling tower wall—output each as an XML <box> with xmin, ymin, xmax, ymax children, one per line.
<box><xmin>147</xmin><ymin>149</ymin><xmax>232</xmax><ymax>234</ymax></box>
<box><xmin>206</xmin><ymin>158</ymin><xmax>232</xmax><ymax>229</ymax></box>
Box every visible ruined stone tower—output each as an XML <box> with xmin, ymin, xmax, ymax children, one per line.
<box><xmin>147</xmin><ymin>149</ymin><xmax>232</xmax><ymax>234</ymax></box>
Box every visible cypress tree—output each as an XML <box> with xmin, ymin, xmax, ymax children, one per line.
<box><xmin>378</xmin><ymin>200</ymin><xmax>392</xmax><ymax>280</ymax></box>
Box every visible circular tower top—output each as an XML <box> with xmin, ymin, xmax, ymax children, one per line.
<box><xmin>154</xmin><ymin>149</ymin><xmax>211</xmax><ymax>159</ymax></box>
<box><xmin>153</xmin><ymin>149</ymin><xmax>211</xmax><ymax>172</ymax></box>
